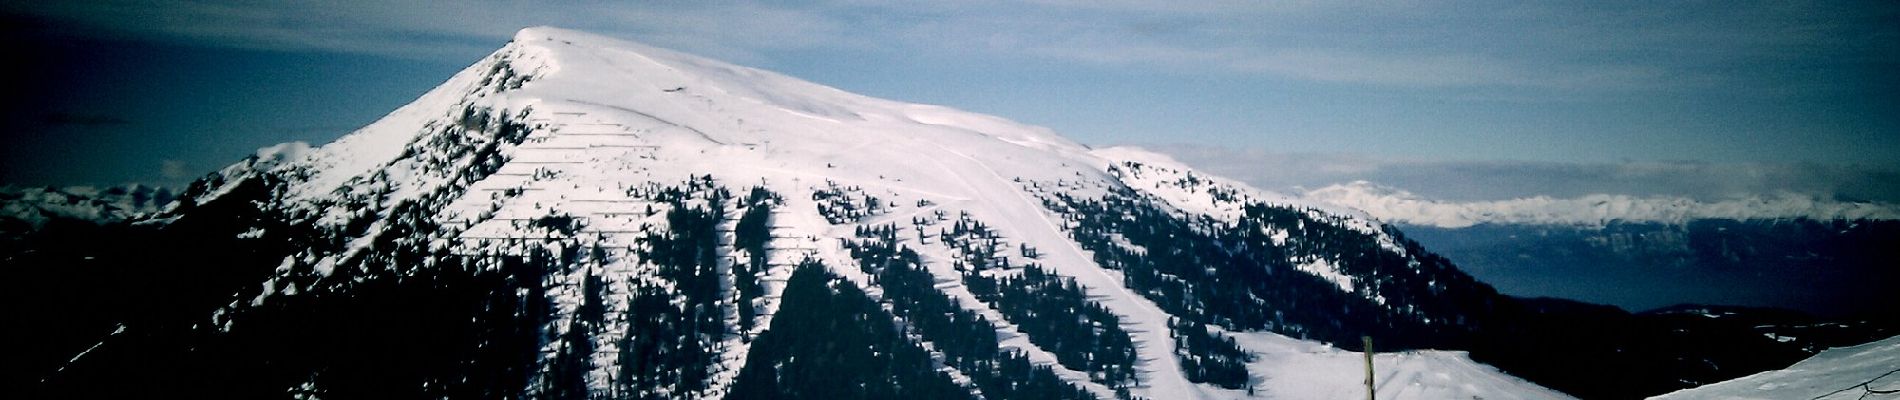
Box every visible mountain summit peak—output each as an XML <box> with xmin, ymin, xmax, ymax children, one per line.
<box><xmin>243</xmin><ymin>25</ymin><xmax>1104</xmax><ymax>211</ymax></box>
<box><xmin>507</xmin><ymin>25</ymin><xmax>1085</xmax><ymax>152</ymax></box>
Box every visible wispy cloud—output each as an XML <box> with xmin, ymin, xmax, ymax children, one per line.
<box><xmin>158</xmin><ymin>159</ymin><xmax>192</xmax><ymax>181</ymax></box>
<box><xmin>9</xmin><ymin>1</ymin><xmax>1886</xmax><ymax>92</ymax></box>
<box><xmin>879</xmin><ymin>1</ymin><xmax>1703</xmax><ymax>90</ymax></box>
<box><xmin>4</xmin><ymin>1</ymin><xmax>858</xmax><ymax>62</ymax></box>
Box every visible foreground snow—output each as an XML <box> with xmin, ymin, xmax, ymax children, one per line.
<box><xmin>1652</xmin><ymin>334</ymin><xmax>1900</xmax><ymax>400</ymax></box>
<box><xmin>1235</xmin><ymin>332</ymin><xmax>1573</xmax><ymax>400</ymax></box>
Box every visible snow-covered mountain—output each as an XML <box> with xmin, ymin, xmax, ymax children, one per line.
<box><xmin>22</xmin><ymin>27</ymin><xmax>1869</xmax><ymax>400</ymax></box>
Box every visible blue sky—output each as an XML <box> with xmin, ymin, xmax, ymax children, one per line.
<box><xmin>2</xmin><ymin>1</ymin><xmax>1896</xmax><ymax>201</ymax></box>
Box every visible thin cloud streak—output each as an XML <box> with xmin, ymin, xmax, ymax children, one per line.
<box><xmin>5</xmin><ymin>1</ymin><xmax>855</xmax><ymax>61</ymax></box>
<box><xmin>13</xmin><ymin>0</ymin><xmax>1871</xmax><ymax>92</ymax></box>
<box><xmin>4</xmin><ymin>0</ymin><xmax>1891</xmax><ymax>181</ymax></box>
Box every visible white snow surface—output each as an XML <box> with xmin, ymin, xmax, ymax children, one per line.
<box><xmin>1304</xmin><ymin>181</ymin><xmax>1900</xmax><ymax>228</ymax></box>
<box><xmin>1652</xmin><ymin>334</ymin><xmax>1900</xmax><ymax>400</ymax></box>
<box><xmin>212</xmin><ymin>26</ymin><xmax>1568</xmax><ymax>399</ymax></box>
<box><xmin>1090</xmin><ymin>146</ymin><xmax>1366</xmax><ymax>222</ymax></box>
<box><xmin>1235</xmin><ymin>332</ymin><xmax>1572</xmax><ymax>400</ymax></box>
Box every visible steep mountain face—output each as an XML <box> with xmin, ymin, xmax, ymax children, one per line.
<box><xmin>17</xmin><ymin>27</ymin><xmax>1836</xmax><ymax>400</ymax></box>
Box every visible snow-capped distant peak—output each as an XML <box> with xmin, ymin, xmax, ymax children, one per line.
<box><xmin>1</xmin><ymin>185</ymin><xmax>175</xmax><ymax>229</ymax></box>
<box><xmin>1301</xmin><ymin>180</ymin><xmax>1900</xmax><ymax>228</ymax></box>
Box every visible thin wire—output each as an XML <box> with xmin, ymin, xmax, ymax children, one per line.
<box><xmin>1810</xmin><ymin>367</ymin><xmax>1900</xmax><ymax>400</ymax></box>
<box><xmin>1864</xmin><ymin>379</ymin><xmax>1899</xmax><ymax>400</ymax></box>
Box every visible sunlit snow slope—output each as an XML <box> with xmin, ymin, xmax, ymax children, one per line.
<box><xmin>1651</xmin><ymin>334</ymin><xmax>1900</xmax><ymax>400</ymax></box>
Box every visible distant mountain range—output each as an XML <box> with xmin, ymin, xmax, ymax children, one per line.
<box><xmin>1301</xmin><ymin>180</ymin><xmax>1900</xmax><ymax>228</ymax></box>
<box><xmin>1293</xmin><ymin>180</ymin><xmax>1899</xmax><ymax>318</ymax></box>
<box><xmin>1399</xmin><ymin>219</ymin><xmax>1900</xmax><ymax>319</ymax></box>
<box><xmin>1</xmin><ymin>185</ymin><xmax>174</xmax><ymax>229</ymax></box>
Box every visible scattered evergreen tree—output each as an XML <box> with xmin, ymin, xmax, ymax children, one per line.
<box><xmin>1169</xmin><ymin>318</ymin><xmax>1254</xmax><ymax>389</ymax></box>
<box><xmin>731</xmin><ymin>186</ymin><xmax>780</xmax><ymax>332</ymax></box>
<box><xmin>812</xmin><ymin>181</ymin><xmax>886</xmax><ymax>224</ymax></box>
<box><xmin>728</xmin><ymin>261</ymin><xmax>970</xmax><ymax>399</ymax></box>
<box><xmin>937</xmin><ymin>217</ymin><xmax>1139</xmax><ymax>389</ymax></box>
<box><xmin>1040</xmin><ymin>179</ymin><xmax>1488</xmax><ymax>351</ymax></box>
<box><xmin>989</xmin><ymin>265</ymin><xmax>1140</xmax><ymax>387</ymax></box>
<box><xmin>615</xmin><ymin>183</ymin><xmax>730</xmax><ymax>397</ymax></box>
<box><xmin>846</xmin><ymin>225</ymin><xmax>1097</xmax><ymax>400</ymax></box>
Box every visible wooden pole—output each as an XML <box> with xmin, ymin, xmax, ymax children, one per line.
<box><xmin>1363</xmin><ymin>335</ymin><xmax>1376</xmax><ymax>400</ymax></box>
